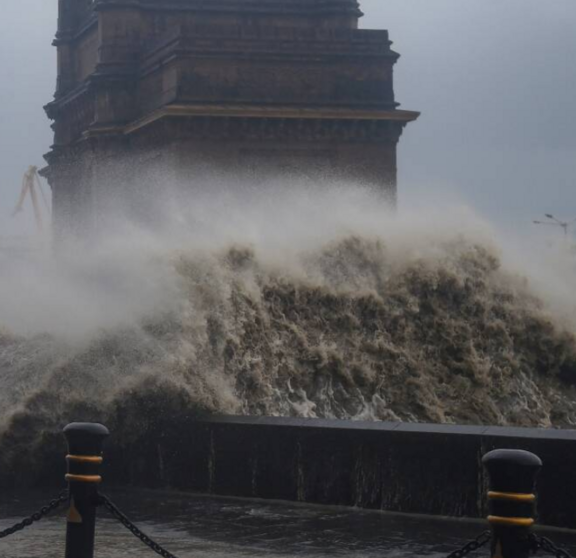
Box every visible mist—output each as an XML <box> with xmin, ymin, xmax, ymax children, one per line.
<box><xmin>0</xmin><ymin>176</ymin><xmax>574</xmax><ymax>342</ymax></box>
<box><xmin>2</xmin><ymin>180</ymin><xmax>576</xmax><ymax>449</ymax></box>
<box><xmin>2</xmin><ymin>0</ymin><xmax>576</xmax><ymax>239</ymax></box>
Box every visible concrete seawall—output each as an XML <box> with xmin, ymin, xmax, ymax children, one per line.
<box><xmin>106</xmin><ymin>416</ymin><xmax>576</xmax><ymax>529</ymax></box>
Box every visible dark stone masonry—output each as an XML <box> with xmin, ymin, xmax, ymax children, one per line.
<box><xmin>42</xmin><ymin>0</ymin><xmax>418</xmax><ymax>240</ymax></box>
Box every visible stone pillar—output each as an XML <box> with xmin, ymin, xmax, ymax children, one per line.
<box><xmin>92</xmin><ymin>0</ymin><xmax>142</xmax><ymax>126</ymax></box>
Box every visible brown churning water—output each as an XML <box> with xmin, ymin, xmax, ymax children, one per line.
<box><xmin>0</xmin><ymin>185</ymin><xmax>575</xmax><ymax>474</ymax></box>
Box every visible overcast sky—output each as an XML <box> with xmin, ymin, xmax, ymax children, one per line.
<box><xmin>1</xmin><ymin>0</ymin><xmax>575</xmax><ymax>237</ymax></box>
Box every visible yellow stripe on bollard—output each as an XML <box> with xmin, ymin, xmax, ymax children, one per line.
<box><xmin>488</xmin><ymin>491</ymin><xmax>536</xmax><ymax>503</ymax></box>
<box><xmin>65</xmin><ymin>474</ymin><xmax>103</xmax><ymax>484</ymax></box>
<box><xmin>66</xmin><ymin>455</ymin><xmax>104</xmax><ymax>464</ymax></box>
<box><xmin>488</xmin><ymin>515</ymin><xmax>535</xmax><ymax>527</ymax></box>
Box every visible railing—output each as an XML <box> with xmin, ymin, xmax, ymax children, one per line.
<box><xmin>0</xmin><ymin>422</ymin><xmax>574</xmax><ymax>558</ymax></box>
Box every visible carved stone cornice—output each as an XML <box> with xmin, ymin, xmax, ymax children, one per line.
<box><xmin>43</xmin><ymin>108</ymin><xmax>412</xmax><ymax>173</ymax></box>
<box><xmin>53</xmin><ymin>15</ymin><xmax>98</xmax><ymax>46</ymax></box>
<box><xmin>141</xmin><ymin>28</ymin><xmax>396</xmax><ymax>70</ymax></box>
<box><xmin>85</xmin><ymin>114</ymin><xmax>412</xmax><ymax>145</ymax></box>
<box><xmin>177</xmin><ymin>116</ymin><xmax>408</xmax><ymax>143</ymax></box>
<box><xmin>94</xmin><ymin>0</ymin><xmax>363</xmax><ymax>18</ymax></box>
<box><xmin>125</xmin><ymin>104</ymin><xmax>419</xmax><ymax>134</ymax></box>
<box><xmin>45</xmin><ymin>83</ymin><xmax>91</xmax><ymax>117</ymax></box>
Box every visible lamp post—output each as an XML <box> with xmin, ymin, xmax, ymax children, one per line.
<box><xmin>533</xmin><ymin>214</ymin><xmax>576</xmax><ymax>240</ymax></box>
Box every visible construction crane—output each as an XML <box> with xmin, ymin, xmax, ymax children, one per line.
<box><xmin>11</xmin><ymin>166</ymin><xmax>51</xmax><ymax>234</ymax></box>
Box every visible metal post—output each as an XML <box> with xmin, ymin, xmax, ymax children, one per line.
<box><xmin>63</xmin><ymin>423</ymin><xmax>109</xmax><ymax>558</ymax></box>
<box><xmin>482</xmin><ymin>449</ymin><xmax>542</xmax><ymax>558</ymax></box>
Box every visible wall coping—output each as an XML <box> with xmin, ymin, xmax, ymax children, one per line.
<box><xmin>198</xmin><ymin>415</ymin><xmax>576</xmax><ymax>441</ymax></box>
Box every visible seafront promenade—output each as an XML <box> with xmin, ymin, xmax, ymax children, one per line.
<box><xmin>2</xmin><ymin>489</ymin><xmax>576</xmax><ymax>558</ymax></box>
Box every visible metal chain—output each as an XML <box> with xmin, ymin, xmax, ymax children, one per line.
<box><xmin>98</xmin><ymin>493</ymin><xmax>179</xmax><ymax>558</ymax></box>
<box><xmin>0</xmin><ymin>491</ymin><xmax>68</xmax><ymax>539</ymax></box>
<box><xmin>530</xmin><ymin>534</ymin><xmax>575</xmax><ymax>558</ymax></box>
<box><xmin>445</xmin><ymin>530</ymin><xmax>491</xmax><ymax>558</ymax></box>
<box><xmin>5</xmin><ymin>493</ymin><xmax>572</xmax><ymax>558</ymax></box>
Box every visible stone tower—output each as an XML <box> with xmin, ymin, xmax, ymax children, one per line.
<box><xmin>43</xmin><ymin>0</ymin><xmax>419</xmax><ymax>240</ymax></box>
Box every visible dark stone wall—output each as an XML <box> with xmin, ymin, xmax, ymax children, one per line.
<box><xmin>44</xmin><ymin>0</ymin><xmax>418</xmax><ymax>240</ymax></box>
<box><xmin>102</xmin><ymin>416</ymin><xmax>576</xmax><ymax>529</ymax></box>
<box><xmin>44</xmin><ymin>120</ymin><xmax>401</xmax><ymax>241</ymax></box>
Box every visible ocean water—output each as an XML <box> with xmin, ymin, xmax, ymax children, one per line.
<box><xmin>1</xmin><ymin>189</ymin><xmax>576</xmax><ymax>485</ymax></box>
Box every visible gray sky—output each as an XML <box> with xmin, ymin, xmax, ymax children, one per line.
<box><xmin>1</xmin><ymin>0</ymin><xmax>575</xmax><ymax>237</ymax></box>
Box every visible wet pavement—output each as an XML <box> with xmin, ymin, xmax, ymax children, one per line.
<box><xmin>1</xmin><ymin>489</ymin><xmax>576</xmax><ymax>558</ymax></box>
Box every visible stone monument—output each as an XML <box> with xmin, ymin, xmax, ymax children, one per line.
<box><xmin>42</xmin><ymin>0</ymin><xmax>419</xmax><ymax>240</ymax></box>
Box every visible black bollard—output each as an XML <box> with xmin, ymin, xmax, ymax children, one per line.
<box><xmin>482</xmin><ymin>449</ymin><xmax>542</xmax><ymax>558</ymax></box>
<box><xmin>63</xmin><ymin>423</ymin><xmax>109</xmax><ymax>558</ymax></box>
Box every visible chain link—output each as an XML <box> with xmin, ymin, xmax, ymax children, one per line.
<box><xmin>531</xmin><ymin>534</ymin><xmax>575</xmax><ymax>558</ymax></box>
<box><xmin>0</xmin><ymin>491</ymin><xmax>68</xmax><ymax>539</ymax></box>
<box><xmin>445</xmin><ymin>530</ymin><xmax>491</xmax><ymax>558</ymax></box>
<box><xmin>99</xmin><ymin>493</ymin><xmax>179</xmax><ymax>558</ymax></box>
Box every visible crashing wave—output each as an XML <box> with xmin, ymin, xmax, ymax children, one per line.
<box><xmin>1</xmin><ymin>188</ymin><xmax>576</xmax><ymax>485</ymax></box>
<box><xmin>1</xmin><ymin>233</ymin><xmax>576</xmax><ymax>481</ymax></box>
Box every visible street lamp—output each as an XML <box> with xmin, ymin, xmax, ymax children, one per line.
<box><xmin>533</xmin><ymin>214</ymin><xmax>576</xmax><ymax>239</ymax></box>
